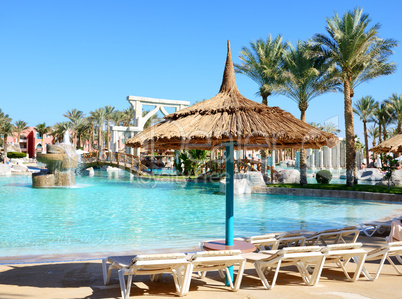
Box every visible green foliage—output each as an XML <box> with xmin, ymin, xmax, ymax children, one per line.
<box><xmin>381</xmin><ymin>154</ymin><xmax>398</xmax><ymax>189</ymax></box>
<box><xmin>316</xmin><ymin>169</ymin><xmax>332</xmax><ymax>184</ymax></box>
<box><xmin>174</xmin><ymin>150</ymin><xmax>208</xmax><ymax>176</ymax></box>
<box><xmin>7</xmin><ymin>152</ymin><xmax>27</xmax><ymax>158</ymax></box>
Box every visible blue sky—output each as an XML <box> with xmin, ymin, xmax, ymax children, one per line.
<box><xmin>0</xmin><ymin>0</ymin><xmax>401</xmax><ymax>144</ymax></box>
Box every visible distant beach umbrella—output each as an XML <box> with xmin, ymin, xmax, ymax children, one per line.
<box><xmin>370</xmin><ymin>133</ymin><xmax>402</xmax><ymax>154</ymax></box>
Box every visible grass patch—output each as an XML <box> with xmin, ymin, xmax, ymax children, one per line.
<box><xmin>269</xmin><ymin>184</ymin><xmax>402</xmax><ymax>194</ymax></box>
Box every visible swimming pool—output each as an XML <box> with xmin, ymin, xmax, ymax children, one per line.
<box><xmin>1</xmin><ymin>170</ymin><xmax>401</xmax><ymax>262</ymax></box>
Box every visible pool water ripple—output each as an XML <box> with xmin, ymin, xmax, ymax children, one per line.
<box><xmin>0</xmin><ymin>171</ymin><xmax>401</xmax><ymax>261</ymax></box>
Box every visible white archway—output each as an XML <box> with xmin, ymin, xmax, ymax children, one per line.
<box><xmin>111</xmin><ymin>96</ymin><xmax>190</xmax><ymax>154</ymax></box>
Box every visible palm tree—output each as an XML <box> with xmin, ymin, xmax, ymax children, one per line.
<box><xmin>90</xmin><ymin>108</ymin><xmax>106</xmax><ymax>153</ymax></box>
<box><xmin>371</xmin><ymin>102</ymin><xmax>394</xmax><ymax>142</ymax></box>
<box><xmin>63</xmin><ymin>109</ymin><xmax>85</xmax><ymax>149</ymax></box>
<box><xmin>14</xmin><ymin>120</ymin><xmax>28</xmax><ymax>146</ymax></box>
<box><xmin>368</xmin><ymin>125</ymin><xmax>379</xmax><ymax>148</ymax></box>
<box><xmin>123</xmin><ymin>106</ymin><xmax>136</xmax><ymax>126</ymax></box>
<box><xmin>385</xmin><ymin>93</ymin><xmax>402</xmax><ymax>133</ymax></box>
<box><xmin>353</xmin><ymin>96</ymin><xmax>378</xmax><ymax>165</ymax></box>
<box><xmin>308</xmin><ymin>122</ymin><xmax>324</xmax><ymax>130</ymax></box>
<box><xmin>281</xmin><ymin>40</ymin><xmax>338</xmax><ymax>184</ymax></box>
<box><xmin>1</xmin><ymin>122</ymin><xmax>14</xmax><ymax>163</ymax></box>
<box><xmin>76</xmin><ymin>118</ymin><xmax>91</xmax><ymax>150</ymax></box>
<box><xmin>104</xmin><ymin>105</ymin><xmax>115</xmax><ymax>150</ymax></box>
<box><xmin>312</xmin><ymin>7</ymin><xmax>397</xmax><ymax>186</ymax></box>
<box><xmin>0</xmin><ymin>109</ymin><xmax>12</xmax><ymax>149</ymax></box>
<box><xmin>111</xmin><ymin>110</ymin><xmax>125</xmax><ymax>126</ymax></box>
<box><xmin>282</xmin><ymin>41</ymin><xmax>338</xmax><ymax>121</ymax></box>
<box><xmin>35</xmin><ymin>122</ymin><xmax>51</xmax><ymax>152</ymax></box>
<box><xmin>235</xmin><ymin>35</ymin><xmax>287</xmax><ymax>105</ymax></box>
<box><xmin>51</xmin><ymin>122</ymin><xmax>70</xmax><ymax>144</ymax></box>
<box><xmin>321</xmin><ymin>122</ymin><xmax>341</xmax><ymax>135</ymax></box>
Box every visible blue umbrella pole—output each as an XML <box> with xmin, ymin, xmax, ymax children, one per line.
<box><xmin>225</xmin><ymin>142</ymin><xmax>234</xmax><ymax>284</ymax></box>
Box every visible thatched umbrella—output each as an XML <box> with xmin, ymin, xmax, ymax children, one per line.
<box><xmin>370</xmin><ymin>133</ymin><xmax>402</xmax><ymax>153</ymax></box>
<box><xmin>126</xmin><ymin>41</ymin><xmax>338</xmax><ymax>249</ymax></box>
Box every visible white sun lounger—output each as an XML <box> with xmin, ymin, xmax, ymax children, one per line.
<box><xmin>247</xmin><ymin>233</ymin><xmax>306</xmax><ymax>251</ymax></box>
<box><xmin>359</xmin><ymin>241</ymin><xmax>402</xmax><ymax>281</ymax></box>
<box><xmin>320</xmin><ymin>243</ymin><xmax>367</xmax><ymax>281</ymax></box>
<box><xmin>305</xmin><ymin>227</ymin><xmax>359</xmax><ymax>246</ymax></box>
<box><xmin>243</xmin><ymin>246</ymin><xmax>325</xmax><ymax>289</ymax></box>
<box><xmin>359</xmin><ymin>220</ymin><xmax>393</xmax><ymax>237</ymax></box>
<box><xmin>186</xmin><ymin>250</ymin><xmax>246</xmax><ymax>292</ymax></box>
<box><xmin>102</xmin><ymin>253</ymin><xmax>192</xmax><ymax>298</ymax></box>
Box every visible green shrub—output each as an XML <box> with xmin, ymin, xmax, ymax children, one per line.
<box><xmin>7</xmin><ymin>152</ymin><xmax>27</xmax><ymax>159</ymax></box>
<box><xmin>316</xmin><ymin>169</ymin><xmax>332</xmax><ymax>184</ymax></box>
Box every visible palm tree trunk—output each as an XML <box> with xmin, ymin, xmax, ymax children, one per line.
<box><xmin>299</xmin><ymin>109</ymin><xmax>307</xmax><ymax>185</ymax></box>
<box><xmin>91</xmin><ymin>125</ymin><xmax>95</xmax><ymax>151</ymax></box>
<box><xmin>378</xmin><ymin>125</ymin><xmax>382</xmax><ymax>144</ymax></box>
<box><xmin>260</xmin><ymin>94</ymin><xmax>269</xmax><ymax>182</ymax></box>
<box><xmin>363</xmin><ymin>121</ymin><xmax>369</xmax><ymax>166</ymax></box>
<box><xmin>3</xmin><ymin>134</ymin><xmax>8</xmax><ymax>164</ymax></box>
<box><xmin>106</xmin><ymin>119</ymin><xmax>110</xmax><ymax>150</ymax></box>
<box><xmin>262</xmin><ymin>95</ymin><xmax>268</xmax><ymax>106</ymax></box>
<box><xmin>344</xmin><ymin>79</ymin><xmax>356</xmax><ymax>186</ymax></box>
<box><xmin>98</xmin><ymin>127</ymin><xmax>102</xmax><ymax>154</ymax></box>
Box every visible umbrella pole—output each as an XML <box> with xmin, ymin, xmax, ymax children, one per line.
<box><xmin>225</xmin><ymin>142</ymin><xmax>234</xmax><ymax>284</ymax></box>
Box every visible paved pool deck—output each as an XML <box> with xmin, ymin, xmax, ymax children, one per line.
<box><xmin>1</xmin><ymin>235</ymin><xmax>401</xmax><ymax>299</ymax></box>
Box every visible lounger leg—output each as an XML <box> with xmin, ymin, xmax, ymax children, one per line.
<box><xmin>347</xmin><ymin>253</ymin><xmax>366</xmax><ymax>281</ymax></box>
<box><xmin>296</xmin><ymin>262</ymin><xmax>312</xmax><ymax>285</ymax></box>
<box><xmin>308</xmin><ymin>256</ymin><xmax>325</xmax><ymax>286</ymax></box>
<box><xmin>387</xmin><ymin>256</ymin><xmax>402</xmax><ymax>275</ymax></box>
<box><xmin>118</xmin><ymin>269</ymin><xmax>132</xmax><ymax>299</ymax></box>
<box><xmin>362</xmin><ymin>254</ymin><xmax>388</xmax><ymax>281</ymax></box>
<box><xmin>233</xmin><ymin>260</ymin><xmax>246</xmax><ymax>292</ymax></box>
<box><xmin>102</xmin><ymin>259</ymin><xmax>110</xmax><ymax>285</ymax></box>
<box><xmin>255</xmin><ymin>260</ymin><xmax>281</xmax><ymax>289</ymax></box>
<box><xmin>224</xmin><ymin>267</ymin><xmax>234</xmax><ymax>289</ymax></box>
<box><xmin>181</xmin><ymin>263</ymin><xmax>193</xmax><ymax>296</ymax></box>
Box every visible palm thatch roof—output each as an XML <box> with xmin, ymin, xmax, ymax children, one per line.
<box><xmin>370</xmin><ymin>133</ymin><xmax>402</xmax><ymax>153</ymax></box>
<box><xmin>126</xmin><ymin>41</ymin><xmax>338</xmax><ymax>150</ymax></box>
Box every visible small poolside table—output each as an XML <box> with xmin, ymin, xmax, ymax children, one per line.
<box><xmin>203</xmin><ymin>239</ymin><xmax>256</xmax><ymax>253</ymax></box>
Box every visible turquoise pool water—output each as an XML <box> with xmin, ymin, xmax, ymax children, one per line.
<box><xmin>1</xmin><ymin>171</ymin><xmax>401</xmax><ymax>261</ymax></box>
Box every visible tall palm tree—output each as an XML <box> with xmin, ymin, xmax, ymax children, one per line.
<box><xmin>312</xmin><ymin>7</ymin><xmax>397</xmax><ymax>186</ymax></box>
<box><xmin>14</xmin><ymin>120</ymin><xmax>28</xmax><ymax>146</ymax></box>
<box><xmin>104</xmin><ymin>105</ymin><xmax>115</xmax><ymax>150</ymax></box>
<box><xmin>385</xmin><ymin>93</ymin><xmax>402</xmax><ymax>133</ymax></box>
<box><xmin>63</xmin><ymin>109</ymin><xmax>85</xmax><ymax>149</ymax></box>
<box><xmin>235</xmin><ymin>35</ymin><xmax>287</xmax><ymax>105</ymax></box>
<box><xmin>90</xmin><ymin>108</ymin><xmax>106</xmax><ymax>153</ymax></box>
<box><xmin>1</xmin><ymin>122</ymin><xmax>14</xmax><ymax>163</ymax></box>
<box><xmin>353</xmin><ymin>96</ymin><xmax>378</xmax><ymax>165</ymax></box>
<box><xmin>235</xmin><ymin>35</ymin><xmax>287</xmax><ymax>181</ymax></box>
<box><xmin>281</xmin><ymin>40</ymin><xmax>338</xmax><ymax>184</ymax></box>
<box><xmin>35</xmin><ymin>122</ymin><xmax>51</xmax><ymax>152</ymax></box>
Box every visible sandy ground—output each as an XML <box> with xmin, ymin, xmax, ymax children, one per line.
<box><xmin>1</xmin><ymin>235</ymin><xmax>402</xmax><ymax>299</ymax></box>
